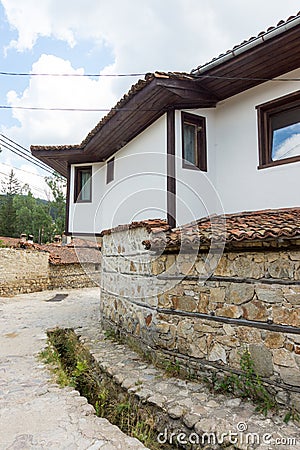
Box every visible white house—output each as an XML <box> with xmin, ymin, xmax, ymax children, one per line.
<box><xmin>31</xmin><ymin>12</ymin><xmax>300</xmax><ymax>237</ymax></box>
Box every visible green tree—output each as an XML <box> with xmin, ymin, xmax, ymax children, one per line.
<box><xmin>0</xmin><ymin>170</ymin><xmax>21</xmax><ymax>237</ymax></box>
<box><xmin>14</xmin><ymin>191</ymin><xmax>54</xmax><ymax>243</ymax></box>
<box><xmin>45</xmin><ymin>172</ymin><xmax>66</xmax><ymax>236</ymax></box>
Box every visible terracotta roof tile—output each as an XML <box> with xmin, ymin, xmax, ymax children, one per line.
<box><xmin>0</xmin><ymin>237</ymin><xmax>101</xmax><ymax>265</ymax></box>
<box><xmin>100</xmin><ymin>219</ymin><xmax>170</xmax><ymax>236</ymax></box>
<box><xmin>145</xmin><ymin>208</ymin><xmax>300</xmax><ymax>251</ymax></box>
<box><xmin>38</xmin><ymin>239</ymin><xmax>101</xmax><ymax>265</ymax></box>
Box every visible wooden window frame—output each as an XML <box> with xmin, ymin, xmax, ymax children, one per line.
<box><xmin>181</xmin><ymin>112</ymin><xmax>207</xmax><ymax>171</ymax></box>
<box><xmin>106</xmin><ymin>157</ymin><xmax>115</xmax><ymax>184</ymax></box>
<box><xmin>257</xmin><ymin>90</ymin><xmax>300</xmax><ymax>169</ymax></box>
<box><xmin>74</xmin><ymin>166</ymin><xmax>92</xmax><ymax>203</ymax></box>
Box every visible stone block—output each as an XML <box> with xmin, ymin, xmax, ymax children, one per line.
<box><xmin>210</xmin><ymin>287</ymin><xmax>226</xmax><ymax>304</ymax></box>
<box><xmin>208</xmin><ymin>343</ymin><xmax>227</xmax><ymax>364</ymax></box>
<box><xmin>290</xmin><ymin>392</ymin><xmax>300</xmax><ymax>412</ymax></box>
<box><xmin>272</xmin><ymin>307</ymin><xmax>300</xmax><ymax>327</ymax></box>
<box><xmin>255</xmin><ymin>286</ymin><xmax>284</xmax><ymax>304</ymax></box>
<box><xmin>214</xmin><ymin>255</ymin><xmax>234</xmax><ymax>277</ymax></box>
<box><xmin>248</xmin><ymin>344</ymin><xmax>273</xmax><ymax>377</ymax></box>
<box><xmin>279</xmin><ymin>367</ymin><xmax>300</xmax><ymax>386</ymax></box>
<box><xmin>216</xmin><ymin>304</ymin><xmax>242</xmax><ymax>318</ymax></box>
<box><xmin>227</xmin><ymin>284</ymin><xmax>255</xmax><ymax>305</ymax></box>
<box><xmin>272</xmin><ymin>348</ymin><xmax>297</xmax><ymax>368</ymax></box>
<box><xmin>171</xmin><ymin>296</ymin><xmax>197</xmax><ymax>312</ymax></box>
<box><xmin>197</xmin><ymin>294</ymin><xmax>209</xmax><ymax>313</ymax></box>
<box><xmin>268</xmin><ymin>259</ymin><xmax>294</xmax><ymax>279</ymax></box>
<box><xmin>242</xmin><ymin>300</ymin><xmax>268</xmax><ymax>321</ymax></box>
<box><xmin>233</xmin><ymin>255</ymin><xmax>264</xmax><ymax>279</ymax></box>
<box><xmin>264</xmin><ymin>332</ymin><xmax>285</xmax><ymax>349</ymax></box>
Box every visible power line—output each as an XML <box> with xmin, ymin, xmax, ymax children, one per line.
<box><xmin>0</xmin><ymin>139</ymin><xmax>52</xmax><ymax>174</ymax></box>
<box><xmin>0</xmin><ymin>70</ymin><xmax>299</xmax><ymax>82</ymax></box>
<box><xmin>0</xmin><ymin>170</ymin><xmax>46</xmax><ymax>195</ymax></box>
<box><xmin>1</xmin><ymin>133</ymin><xmax>32</xmax><ymax>156</ymax></box>
<box><xmin>0</xmin><ymin>105</ymin><xmax>115</xmax><ymax>112</ymax></box>
<box><xmin>0</xmin><ymin>137</ymin><xmax>54</xmax><ymax>175</ymax></box>
<box><xmin>0</xmin><ymin>161</ymin><xmax>48</xmax><ymax>178</ymax></box>
<box><xmin>0</xmin><ymin>71</ymin><xmax>147</xmax><ymax>77</ymax></box>
<box><xmin>1</xmin><ymin>133</ymin><xmax>53</xmax><ymax>171</ymax></box>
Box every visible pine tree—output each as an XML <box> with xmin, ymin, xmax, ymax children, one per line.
<box><xmin>0</xmin><ymin>170</ymin><xmax>21</xmax><ymax>237</ymax></box>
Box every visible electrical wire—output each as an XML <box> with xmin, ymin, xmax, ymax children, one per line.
<box><xmin>0</xmin><ymin>139</ymin><xmax>54</xmax><ymax>175</ymax></box>
<box><xmin>0</xmin><ymin>105</ymin><xmax>114</xmax><ymax>112</ymax></box>
<box><xmin>0</xmin><ymin>71</ymin><xmax>147</xmax><ymax>77</ymax></box>
<box><xmin>0</xmin><ymin>161</ymin><xmax>48</xmax><ymax>178</ymax></box>
<box><xmin>0</xmin><ymin>139</ymin><xmax>52</xmax><ymax>174</ymax></box>
<box><xmin>0</xmin><ymin>134</ymin><xmax>53</xmax><ymax>170</ymax></box>
<box><xmin>0</xmin><ymin>170</ymin><xmax>46</xmax><ymax>195</ymax></box>
<box><xmin>0</xmin><ymin>70</ymin><xmax>299</xmax><ymax>82</ymax></box>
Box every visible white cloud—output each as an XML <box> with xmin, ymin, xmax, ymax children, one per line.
<box><xmin>2</xmin><ymin>0</ymin><xmax>298</xmax><ymax>67</ymax></box>
<box><xmin>3</xmin><ymin>54</ymin><xmax>117</xmax><ymax>148</ymax></box>
<box><xmin>273</xmin><ymin>134</ymin><xmax>300</xmax><ymax>161</ymax></box>
<box><xmin>1</xmin><ymin>0</ymin><xmax>299</xmax><ymax>151</ymax></box>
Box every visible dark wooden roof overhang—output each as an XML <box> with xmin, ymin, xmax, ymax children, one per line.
<box><xmin>31</xmin><ymin>77</ymin><xmax>217</xmax><ymax>177</ymax></box>
<box><xmin>193</xmin><ymin>20</ymin><xmax>300</xmax><ymax>100</ymax></box>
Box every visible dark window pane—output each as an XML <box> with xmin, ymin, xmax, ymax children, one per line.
<box><xmin>74</xmin><ymin>166</ymin><xmax>92</xmax><ymax>202</ymax></box>
<box><xmin>106</xmin><ymin>158</ymin><xmax>115</xmax><ymax>184</ymax></box>
<box><xmin>183</xmin><ymin>123</ymin><xmax>197</xmax><ymax>165</ymax></box>
<box><xmin>80</xmin><ymin>170</ymin><xmax>92</xmax><ymax>201</ymax></box>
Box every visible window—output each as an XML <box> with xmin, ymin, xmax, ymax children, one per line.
<box><xmin>74</xmin><ymin>166</ymin><xmax>92</xmax><ymax>202</ymax></box>
<box><xmin>257</xmin><ymin>91</ymin><xmax>300</xmax><ymax>168</ymax></box>
<box><xmin>106</xmin><ymin>157</ymin><xmax>115</xmax><ymax>184</ymax></box>
<box><xmin>182</xmin><ymin>112</ymin><xmax>207</xmax><ymax>171</ymax></box>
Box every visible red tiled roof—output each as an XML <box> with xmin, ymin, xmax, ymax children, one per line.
<box><xmin>100</xmin><ymin>218</ymin><xmax>170</xmax><ymax>236</ymax></box>
<box><xmin>0</xmin><ymin>236</ymin><xmax>21</xmax><ymax>247</ymax></box>
<box><xmin>144</xmin><ymin>208</ymin><xmax>300</xmax><ymax>251</ymax></box>
<box><xmin>38</xmin><ymin>239</ymin><xmax>101</xmax><ymax>265</ymax></box>
<box><xmin>0</xmin><ymin>237</ymin><xmax>101</xmax><ymax>265</ymax></box>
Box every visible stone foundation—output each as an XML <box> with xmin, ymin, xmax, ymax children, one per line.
<box><xmin>100</xmin><ymin>227</ymin><xmax>300</xmax><ymax>411</ymax></box>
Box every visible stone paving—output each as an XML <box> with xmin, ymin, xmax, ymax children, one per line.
<box><xmin>78</xmin><ymin>325</ymin><xmax>300</xmax><ymax>450</ymax></box>
<box><xmin>1</xmin><ymin>288</ymin><xmax>300</xmax><ymax>450</ymax></box>
<box><xmin>0</xmin><ymin>288</ymin><xmax>147</xmax><ymax>449</ymax></box>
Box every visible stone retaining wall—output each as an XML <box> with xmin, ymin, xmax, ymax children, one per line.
<box><xmin>100</xmin><ymin>227</ymin><xmax>300</xmax><ymax>411</ymax></box>
<box><xmin>49</xmin><ymin>263</ymin><xmax>101</xmax><ymax>289</ymax></box>
<box><xmin>0</xmin><ymin>248</ymin><xmax>50</xmax><ymax>295</ymax></box>
<box><xmin>0</xmin><ymin>248</ymin><xmax>100</xmax><ymax>296</ymax></box>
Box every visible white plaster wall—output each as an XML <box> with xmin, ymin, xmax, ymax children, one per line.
<box><xmin>174</xmin><ymin>109</ymin><xmax>223</xmax><ymax>226</ymax></box>
<box><xmin>69</xmin><ymin>115</ymin><xmax>167</xmax><ymax>234</ymax></box>
<box><xmin>214</xmin><ymin>69</ymin><xmax>300</xmax><ymax>214</ymax></box>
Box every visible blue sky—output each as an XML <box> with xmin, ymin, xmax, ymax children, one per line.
<box><xmin>0</xmin><ymin>0</ymin><xmax>299</xmax><ymax>197</ymax></box>
<box><xmin>272</xmin><ymin>123</ymin><xmax>300</xmax><ymax>161</ymax></box>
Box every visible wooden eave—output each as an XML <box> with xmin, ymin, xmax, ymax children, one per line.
<box><xmin>195</xmin><ymin>23</ymin><xmax>300</xmax><ymax>100</ymax></box>
<box><xmin>32</xmin><ymin>77</ymin><xmax>217</xmax><ymax>177</ymax></box>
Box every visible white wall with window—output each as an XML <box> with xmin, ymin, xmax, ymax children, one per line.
<box><xmin>175</xmin><ymin>69</ymin><xmax>300</xmax><ymax>221</ymax></box>
<box><xmin>175</xmin><ymin>109</ymin><xmax>220</xmax><ymax>226</ymax></box>
<box><xmin>68</xmin><ymin>115</ymin><xmax>168</xmax><ymax>235</ymax></box>
<box><xmin>214</xmin><ymin>68</ymin><xmax>300</xmax><ymax>214</ymax></box>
